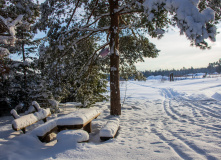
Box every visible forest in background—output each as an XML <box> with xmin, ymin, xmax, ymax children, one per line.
<box><xmin>141</xmin><ymin>58</ymin><xmax>221</xmax><ymax>77</ymax></box>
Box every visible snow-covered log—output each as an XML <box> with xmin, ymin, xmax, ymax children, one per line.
<box><xmin>100</xmin><ymin>117</ymin><xmax>120</xmax><ymax>141</ymax></box>
<box><xmin>32</xmin><ymin>101</ymin><xmax>42</xmax><ymax>111</ymax></box>
<box><xmin>10</xmin><ymin>109</ymin><xmax>20</xmax><ymax>119</ymax></box>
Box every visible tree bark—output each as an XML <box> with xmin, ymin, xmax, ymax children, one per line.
<box><xmin>109</xmin><ymin>0</ymin><xmax>121</xmax><ymax>115</ymax></box>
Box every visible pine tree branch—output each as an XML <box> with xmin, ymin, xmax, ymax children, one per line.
<box><xmin>86</xmin><ymin>0</ymin><xmax>99</xmax><ymax>25</ymax></box>
<box><xmin>120</xmin><ymin>16</ymin><xmax>137</xmax><ymax>38</ymax></box>
<box><xmin>86</xmin><ymin>13</ymin><xmax>110</xmax><ymax>28</ymax></box>
<box><xmin>77</xmin><ymin>41</ymin><xmax>110</xmax><ymax>81</ymax></box>
<box><xmin>67</xmin><ymin>25</ymin><xmax>129</xmax><ymax>50</ymax></box>
<box><xmin>71</xmin><ymin>26</ymin><xmax>109</xmax><ymax>44</ymax></box>
<box><xmin>119</xmin><ymin>9</ymin><xmax>143</xmax><ymax>15</ymax></box>
<box><xmin>119</xmin><ymin>15</ymin><xmax>137</xmax><ymax>38</ymax></box>
<box><xmin>66</xmin><ymin>12</ymin><xmax>110</xmax><ymax>35</ymax></box>
<box><xmin>59</xmin><ymin>26</ymin><xmax>110</xmax><ymax>59</ymax></box>
<box><xmin>66</xmin><ymin>0</ymin><xmax>80</xmax><ymax>29</ymax></box>
<box><xmin>113</xmin><ymin>1</ymin><xmax>142</xmax><ymax>15</ymax></box>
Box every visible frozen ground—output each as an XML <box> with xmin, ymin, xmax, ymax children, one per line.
<box><xmin>1</xmin><ymin>77</ymin><xmax>221</xmax><ymax>160</ymax></box>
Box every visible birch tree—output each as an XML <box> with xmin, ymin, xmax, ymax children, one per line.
<box><xmin>37</xmin><ymin>0</ymin><xmax>218</xmax><ymax>115</ymax></box>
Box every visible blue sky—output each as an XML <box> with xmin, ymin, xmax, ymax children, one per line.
<box><xmin>136</xmin><ymin>24</ymin><xmax>221</xmax><ymax>71</ymax></box>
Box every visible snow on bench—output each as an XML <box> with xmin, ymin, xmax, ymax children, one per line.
<box><xmin>56</xmin><ymin>109</ymin><xmax>101</xmax><ymax>130</ymax></box>
<box><xmin>100</xmin><ymin>117</ymin><xmax>120</xmax><ymax>141</ymax></box>
<box><xmin>30</xmin><ymin>119</ymin><xmax>57</xmax><ymax>137</ymax></box>
<box><xmin>30</xmin><ymin>108</ymin><xmax>100</xmax><ymax>142</ymax></box>
<box><xmin>11</xmin><ymin>101</ymin><xmax>51</xmax><ymax>133</ymax></box>
<box><xmin>57</xmin><ymin>130</ymin><xmax>89</xmax><ymax>143</ymax></box>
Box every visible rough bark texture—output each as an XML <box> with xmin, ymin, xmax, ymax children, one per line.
<box><xmin>109</xmin><ymin>0</ymin><xmax>121</xmax><ymax>115</ymax></box>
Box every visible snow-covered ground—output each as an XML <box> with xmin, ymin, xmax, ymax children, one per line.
<box><xmin>1</xmin><ymin>77</ymin><xmax>221</xmax><ymax>160</ymax></box>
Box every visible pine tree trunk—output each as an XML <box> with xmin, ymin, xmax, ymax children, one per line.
<box><xmin>109</xmin><ymin>0</ymin><xmax>121</xmax><ymax>115</ymax></box>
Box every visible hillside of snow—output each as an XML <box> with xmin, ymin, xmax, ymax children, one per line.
<box><xmin>1</xmin><ymin>77</ymin><xmax>221</xmax><ymax>160</ymax></box>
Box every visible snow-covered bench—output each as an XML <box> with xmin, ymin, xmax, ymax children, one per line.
<box><xmin>100</xmin><ymin>117</ymin><xmax>120</xmax><ymax>141</ymax></box>
<box><xmin>30</xmin><ymin>108</ymin><xmax>101</xmax><ymax>142</ymax></box>
<box><xmin>11</xmin><ymin>101</ymin><xmax>51</xmax><ymax>133</ymax></box>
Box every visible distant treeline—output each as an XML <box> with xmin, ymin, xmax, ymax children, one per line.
<box><xmin>141</xmin><ymin>59</ymin><xmax>221</xmax><ymax>77</ymax></box>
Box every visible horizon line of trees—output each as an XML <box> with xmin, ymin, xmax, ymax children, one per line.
<box><xmin>141</xmin><ymin>58</ymin><xmax>221</xmax><ymax>77</ymax></box>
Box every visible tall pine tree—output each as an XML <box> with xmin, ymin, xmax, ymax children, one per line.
<box><xmin>37</xmin><ymin>0</ymin><xmax>219</xmax><ymax>115</ymax></box>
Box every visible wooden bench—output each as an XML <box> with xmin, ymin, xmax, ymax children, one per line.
<box><xmin>30</xmin><ymin>108</ymin><xmax>101</xmax><ymax>142</ymax></box>
<box><xmin>11</xmin><ymin>101</ymin><xmax>51</xmax><ymax>133</ymax></box>
<box><xmin>100</xmin><ymin>117</ymin><xmax>120</xmax><ymax>141</ymax></box>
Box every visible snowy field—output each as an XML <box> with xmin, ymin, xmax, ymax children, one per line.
<box><xmin>1</xmin><ymin>77</ymin><xmax>221</xmax><ymax>160</ymax></box>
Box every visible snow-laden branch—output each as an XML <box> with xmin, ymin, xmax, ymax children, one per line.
<box><xmin>113</xmin><ymin>0</ymin><xmax>141</xmax><ymax>15</ymax></box>
<box><xmin>0</xmin><ymin>47</ymin><xmax>10</xmax><ymax>56</ymax></box>
<box><xmin>1</xmin><ymin>15</ymin><xmax>24</xmax><ymax>37</ymax></box>
<box><xmin>0</xmin><ymin>15</ymin><xmax>24</xmax><ymax>56</ymax></box>
<box><xmin>142</xmin><ymin>0</ymin><xmax>216</xmax><ymax>45</ymax></box>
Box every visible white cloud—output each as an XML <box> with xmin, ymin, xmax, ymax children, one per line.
<box><xmin>136</xmin><ymin>25</ymin><xmax>221</xmax><ymax>71</ymax></box>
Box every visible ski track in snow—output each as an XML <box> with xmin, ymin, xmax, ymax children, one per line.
<box><xmin>155</xmin><ymin>87</ymin><xmax>221</xmax><ymax>159</ymax></box>
<box><xmin>124</xmin><ymin>80</ymin><xmax>221</xmax><ymax>159</ymax></box>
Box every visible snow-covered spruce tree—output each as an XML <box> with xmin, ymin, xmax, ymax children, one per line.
<box><xmin>0</xmin><ymin>2</ymin><xmax>24</xmax><ymax>114</ymax></box>
<box><xmin>37</xmin><ymin>0</ymin><xmax>218</xmax><ymax>115</ymax></box>
<box><xmin>0</xmin><ymin>0</ymin><xmax>41</xmax><ymax>112</ymax></box>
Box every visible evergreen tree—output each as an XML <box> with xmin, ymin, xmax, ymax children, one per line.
<box><xmin>208</xmin><ymin>58</ymin><xmax>221</xmax><ymax>73</ymax></box>
<box><xmin>38</xmin><ymin>37</ymin><xmax>108</xmax><ymax>107</ymax></box>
